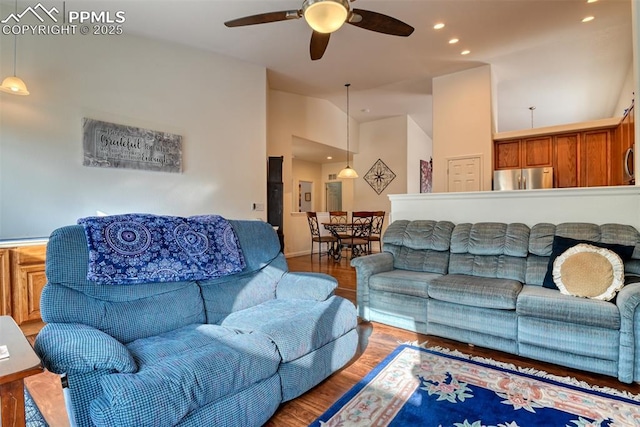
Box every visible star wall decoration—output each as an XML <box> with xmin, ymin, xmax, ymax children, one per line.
<box><xmin>364</xmin><ymin>159</ymin><xmax>396</xmax><ymax>195</ymax></box>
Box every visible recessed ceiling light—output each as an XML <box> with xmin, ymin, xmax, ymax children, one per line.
<box><xmin>433</xmin><ymin>23</ymin><xmax>445</xmax><ymax>30</ymax></box>
<box><xmin>461</xmin><ymin>50</ymin><xmax>471</xmax><ymax>55</ymax></box>
<box><xmin>449</xmin><ymin>38</ymin><xmax>459</xmax><ymax>44</ymax></box>
<box><xmin>582</xmin><ymin>16</ymin><xmax>595</xmax><ymax>22</ymax></box>
<box><xmin>587</xmin><ymin>0</ymin><xmax>598</xmax><ymax>3</ymax></box>
<box><xmin>327</xmin><ymin>156</ymin><xmax>333</xmax><ymax>160</ymax></box>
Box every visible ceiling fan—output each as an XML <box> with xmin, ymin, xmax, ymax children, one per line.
<box><xmin>224</xmin><ymin>0</ymin><xmax>414</xmax><ymax>60</ymax></box>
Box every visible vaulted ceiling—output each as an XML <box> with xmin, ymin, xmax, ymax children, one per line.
<box><xmin>31</xmin><ymin>0</ymin><xmax>630</xmax><ymax>164</ymax></box>
<box><xmin>111</xmin><ymin>0</ymin><xmax>632</xmax><ymax>136</ymax></box>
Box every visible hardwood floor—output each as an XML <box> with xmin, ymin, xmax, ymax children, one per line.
<box><xmin>23</xmin><ymin>252</ymin><xmax>640</xmax><ymax>426</ymax></box>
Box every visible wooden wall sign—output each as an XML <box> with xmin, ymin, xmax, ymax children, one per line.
<box><xmin>82</xmin><ymin>118</ymin><xmax>182</xmax><ymax>173</ymax></box>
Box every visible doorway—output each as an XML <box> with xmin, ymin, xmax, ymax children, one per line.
<box><xmin>326</xmin><ymin>182</ymin><xmax>342</xmax><ymax>211</ymax></box>
<box><xmin>298</xmin><ymin>181</ymin><xmax>313</xmax><ymax>212</ymax></box>
<box><xmin>447</xmin><ymin>155</ymin><xmax>482</xmax><ymax>192</ymax></box>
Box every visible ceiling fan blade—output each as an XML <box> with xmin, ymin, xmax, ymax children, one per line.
<box><xmin>348</xmin><ymin>8</ymin><xmax>414</xmax><ymax>37</ymax></box>
<box><xmin>224</xmin><ymin>10</ymin><xmax>300</xmax><ymax>27</ymax></box>
<box><xmin>310</xmin><ymin>31</ymin><xmax>331</xmax><ymax>61</ymax></box>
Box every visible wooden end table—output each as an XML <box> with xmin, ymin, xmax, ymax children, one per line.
<box><xmin>0</xmin><ymin>315</ymin><xmax>43</xmax><ymax>427</ymax></box>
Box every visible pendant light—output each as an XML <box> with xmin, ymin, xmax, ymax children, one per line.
<box><xmin>338</xmin><ymin>83</ymin><xmax>358</xmax><ymax>179</ymax></box>
<box><xmin>0</xmin><ymin>0</ymin><xmax>30</xmax><ymax>96</ymax></box>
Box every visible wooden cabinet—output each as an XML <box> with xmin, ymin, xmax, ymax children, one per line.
<box><xmin>0</xmin><ymin>245</ymin><xmax>46</xmax><ymax>325</ymax></box>
<box><xmin>582</xmin><ymin>130</ymin><xmax>610</xmax><ymax>187</ymax></box>
<box><xmin>554</xmin><ymin>133</ymin><xmax>579</xmax><ymax>188</ymax></box>
<box><xmin>611</xmin><ymin>103</ymin><xmax>635</xmax><ymax>185</ymax></box>
<box><xmin>0</xmin><ymin>250</ymin><xmax>10</xmax><ymax>316</ymax></box>
<box><xmin>522</xmin><ymin>137</ymin><xmax>553</xmax><ymax>168</ymax></box>
<box><xmin>495</xmin><ymin>127</ymin><xmax>614</xmax><ymax>188</ymax></box>
<box><xmin>495</xmin><ymin>140</ymin><xmax>520</xmax><ymax>169</ymax></box>
<box><xmin>494</xmin><ymin>137</ymin><xmax>552</xmax><ymax>170</ymax></box>
<box><xmin>11</xmin><ymin>246</ymin><xmax>46</xmax><ymax>325</ymax></box>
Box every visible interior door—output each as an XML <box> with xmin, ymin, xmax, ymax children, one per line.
<box><xmin>325</xmin><ymin>182</ymin><xmax>342</xmax><ymax>211</ymax></box>
<box><xmin>447</xmin><ymin>156</ymin><xmax>481</xmax><ymax>192</ymax></box>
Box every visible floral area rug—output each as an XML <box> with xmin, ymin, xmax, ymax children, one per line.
<box><xmin>311</xmin><ymin>344</ymin><xmax>640</xmax><ymax>426</ymax></box>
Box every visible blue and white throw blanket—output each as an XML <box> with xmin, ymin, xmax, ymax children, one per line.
<box><xmin>78</xmin><ymin>214</ymin><xmax>246</xmax><ymax>285</ymax></box>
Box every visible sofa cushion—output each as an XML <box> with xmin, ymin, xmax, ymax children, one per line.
<box><xmin>553</xmin><ymin>244</ymin><xmax>624</xmax><ymax>301</ymax></box>
<box><xmin>448</xmin><ymin>223</ymin><xmax>529</xmax><ymax>282</ymax></box>
<box><xmin>220</xmin><ymin>296</ymin><xmax>357</xmax><ymax>363</ymax></box>
<box><xmin>383</xmin><ymin>220</ymin><xmax>455</xmax><ymax>274</ymax></box>
<box><xmin>43</xmin><ymin>225</ymin><xmax>207</xmax><ymax>343</ymax></box>
<box><xmin>516</xmin><ymin>285</ymin><xmax>620</xmax><ymax>329</ymax></box>
<box><xmin>382</xmin><ymin>220</ymin><xmax>455</xmax><ymax>251</ymax></box>
<box><xmin>451</xmin><ymin>222</ymin><xmax>530</xmax><ymax>257</ymax></box>
<box><xmin>429</xmin><ymin>274</ymin><xmax>522</xmax><ymax>310</ymax></box>
<box><xmin>369</xmin><ymin>270</ymin><xmax>442</xmax><ymax>298</ymax></box>
<box><xmin>91</xmin><ymin>324</ymin><xmax>280</xmax><ymax>427</ymax></box>
<box><xmin>542</xmin><ymin>235</ymin><xmax>634</xmax><ymax>290</ymax></box>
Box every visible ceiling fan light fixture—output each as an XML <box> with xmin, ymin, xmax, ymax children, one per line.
<box><xmin>0</xmin><ymin>75</ymin><xmax>29</xmax><ymax>95</ymax></box>
<box><xmin>303</xmin><ymin>0</ymin><xmax>349</xmax><ymax>33</ymax></box>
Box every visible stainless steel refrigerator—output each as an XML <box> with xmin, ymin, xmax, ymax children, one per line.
<box><xmin>493</xmin><ymin>167</ymin><xmax>553</xmax><ymax>190</ymax></box>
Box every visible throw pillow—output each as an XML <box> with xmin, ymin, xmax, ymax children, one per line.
<box><xmin>542</xmin><ymin>236</ymin><xmax>634</xmax><ymax>290</ymax></box>
<box><xmin>552</xmin><ymin>243</ymin><xmax>624</xmax><ymax>301</ymax></box>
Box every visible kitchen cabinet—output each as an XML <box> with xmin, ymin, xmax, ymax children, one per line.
<box><xmin>522</xmin><ymin>137</ymin><xmax>553</xmax><ymax>168</ymax></box>
<box><xmin>494</xmin><ymin>137</ymin><xmax>552</xmax><ymax>170</ymax></box>
<box><xmin>494</xmin><ymin>140</ymin><xmax>520</xmax><ymax>169</ymax></box>
<box><xmin>11</xmin><ymin>246</ymin><xmax>46</xmax><ymax>325</ymax></box>
<box><xmin>581</xmin><ymin>130</ymin><xmax>610</xmax><ymax>187</ymax></box>
<box><xmin>0</xmin><ymin>250</ymin><xmax>10</xmax><ymax>316</ymax></box>
<box><xmin>612</xmin><ymin>103</ymin><xmax>635</xmax><ymax>185</ymax></box>
<box><xmin>495</xmin><ymin>126</ymin><xmax>614</xmax><ymax>188</ymax></box>
<box><xmin>0</xmin><ymin>244</ymin><xmax>46</xmax><ymax>325</ymax></box>
<box><xmin>554</xmin><ymin>133</ymin><xmax>579</xmax><ymax>188</ymax></box>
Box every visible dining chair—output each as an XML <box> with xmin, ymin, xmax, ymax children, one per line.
<box><xmin>329</xmin><ymin>211</ymin><xmax>350</xmax><ymax>239</ymax></box>
<box><xmin>341</xmin><ymin>211</ymin><xmax>373</xmax><ymax>259</ymax></box>
<box><xmin>367</xmin><ymin>211</ymin><xmax>386</xmax><ymax>253</ymax></box>
<box><xmin>306</xmin><ymin>212</ymin><xmax>338</xmax><ymax>263</ymax></box>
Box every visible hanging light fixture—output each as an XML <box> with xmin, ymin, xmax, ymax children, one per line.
<box><xmin>303</xmin><ymin>0</ymin><xmax>349</xmax><ymax>34</ymax></box>
<box><xmin>338</xmin><ymin>83</ymin><xmax>358</xmax><ymax>179</ymax></box>
<box><xmin>0</xmin><ymin>0</ymin><xmax>30</xmax><ymax>96</ymax></box>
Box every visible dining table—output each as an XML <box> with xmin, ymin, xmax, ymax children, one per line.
<box><xmin>322</xmin><ymin>220</ymin><xmax>372</xmax><ymax>261</ymax></box>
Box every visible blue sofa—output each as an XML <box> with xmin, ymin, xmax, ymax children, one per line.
<box><xmin>34</xmin><ymin>217</ymin><xmax>358</xmax><ymax>426</ymax></box>
<box><xmin>352</xmin><ymin>219</ymin><xmax>640</xmax><ymax>383</ymax></box>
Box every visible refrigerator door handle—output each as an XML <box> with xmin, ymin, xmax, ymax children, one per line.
<box><xmin>624</xmin><ymin>148</ymin><xmax>634</xmax><ymax>179</ymax></box>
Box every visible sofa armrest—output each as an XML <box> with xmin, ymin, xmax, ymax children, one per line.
<box><xmin>276</xmin><ymin>272</ymin><xmax>338</xmax><ymax>301</ymax></box>
<box><xmin>350</xmin><ymin>252</ymin><xmax>395</xmax><ymax>319</ymax></box>
<box><xmin>615</xmin><ymin>282</ymin><xmax>640</xmax><ymax>383</ymax></box>
<box><xmin>34</xmin><ymin>323</ymin><xmax>137</xmax><ymax>375</ymax></box>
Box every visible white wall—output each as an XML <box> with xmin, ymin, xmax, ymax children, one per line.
<box><xmin>613</xmin><ymin>63</ymin><xmax>635</xmax><ymax>117</ymax></box>
<box><xmin>292</xmin><ymin>158</ymin><xmax>322</xmax><ymax>212</ymax></box>
<box><xmin>407</xmin><ymin>116</ymin><xmax>432</xmax><ymax>194</ymax></box>
<box><xmin>634</xmin><ymin>0</ymin><xmax>640</xmax><ymax>185</ymax></box>
<box><xmin>432</xmin><ymin>65</ymin><xmax>494</xmax><ymax>192</ymax></box>
<box><xmin>268</xmin><ymin>90</ymin><xmax>359</xmax><ymax>256</ymax></box>
<box><xmin>389</xmin><ymin>187</ymin><xmax>640</xmax><ymax>229</ymax></box>
<box><xmin>356</xmin><ymin>116</ymin><xmax>408</xmax><ymax>214</ymax></box>
<box><xmin>0</xmin><ymin>31</ymin><xmax>267</xmax><ymax>240</ymax></box>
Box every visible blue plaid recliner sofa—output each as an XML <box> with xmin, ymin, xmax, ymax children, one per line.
<box><xmin>352</xmin><ymin>219</ymin><xmax>640</xmax><ymax>384</ymax></box>
<box><xmin>34</xmin><ymin>214</ymin><xmax>358</xmax><ymax>426</ymax></box>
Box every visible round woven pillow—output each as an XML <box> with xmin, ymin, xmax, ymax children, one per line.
<box><xmin>552</xmin><ymin>243</ymin><xmax>624</xmax><ymax>301</ymax></box>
